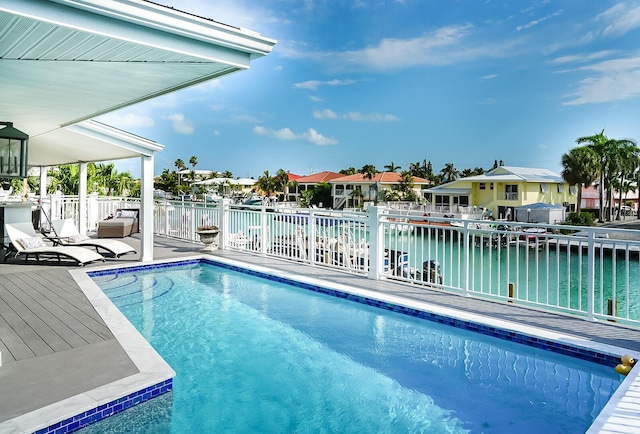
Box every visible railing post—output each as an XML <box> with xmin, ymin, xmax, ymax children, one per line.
<box><xmin>586</xmin><ymin>230</ymin><xmax>597</xmax><ymax>321</ymax></box>
<box><xmin>308</xmin><ymin>209</ymin><xmax>317</xmax><ymax>265</ymax></box>
<box><xmin>367</xmin><ymin>205</ymin><xmax>383</xmax><ymax>280</ymax></box>
<box><xmin>88</xmin><ymin>192</ymin><xmax>99</xmax><ymax>231</ymax></box>
<box><xmin>462</xmin><ymin>220</ymin><xmax>470</xmax><ymax>296</ymax></box>
<box><xmin>219</xmin><ymin>199</ymin><xmax>231</xmax><ymax>250</ymax></box>
<box><xmin>260</xmin><ymin>207</ymin><xmax>268</xmax><ymax>255</ymax></box>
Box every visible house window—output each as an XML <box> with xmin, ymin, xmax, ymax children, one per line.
<box><xmin>505</xmin><ymin>184</ymin><xmax>518</xmax><ymax>200</ymax></box>
<box><xmin>540</xmin><ymin>183</ymin><xmax>549</xmax><ymax>193</ymax></box>
<box><xmin>479</xmin><ymin>183</ymin><xmax>486</xmax><ymax>190</ymax></box>
<box><xmin>490</xmin><ymin>183</ymin><xmax>494</xmax><ymax>190</ymax></box>
<box><xmin>569</xmin><ymin>185</ymin><xmax>578</xmax><ymax>195</ymax></box>
<box><xmin>557</xmin><ymin>184</ymin><xmax>565</xmax><ymax>193</ymax></box>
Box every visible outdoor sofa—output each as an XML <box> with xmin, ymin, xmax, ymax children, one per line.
<box><xmin>97</xmin><ymin>208</ymin><xmax>139</xmax><ymax>238</ymax></box>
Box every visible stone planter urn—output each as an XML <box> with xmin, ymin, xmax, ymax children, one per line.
<box><xmin>196</xmin><ymin>227</ymin><xmax>220</xmax><ymax>251</ymax></box>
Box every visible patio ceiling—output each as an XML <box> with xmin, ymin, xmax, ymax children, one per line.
<box><xmin>0</xmin><ymin>0</ymin><xmax>275</xmax><ymax>167</ymax></box>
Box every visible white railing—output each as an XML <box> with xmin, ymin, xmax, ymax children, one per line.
<box><xmin>37</xmin><ymin>195</ymin><xmax>640</xmax><ymax>326</ymax></box>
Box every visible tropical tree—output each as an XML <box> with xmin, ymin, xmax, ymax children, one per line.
<box><xmin>561</xmin><ymin>146</ymin><xmax>599</xmax><ymax>216</ymax></box>
<box><xmin>398</xmin><ymin>170</ymin><xmax>417</xmax><ymax>201</ymax></box>
<box><xmin>609</xmin><ymin>141</ymin><xmax>639</xmax><ymax>219</ymax></box>
<box><xmin>350</xmin><ymin>186</ymin><xmax>365</xmax><ymax>209</ymax></box>
<box><xmin>174</xmin><ymin>158</ymin><xmax>186</xmax><ymax>171</ymax></box>
<box><xmin>359</xmin><ymin>164</ymin><xmax>378</xmax><ymax>180</ymax></box>
<box><xmin>576</xmin><ymin>130</ymin><xmax>637</xmax><ymax>221</ymax></box>
<box><xmin>221</xmin><ymin>170</ymin><xmax>233</xmax><ymax>179</ymax></box>
<box><xmin>189</xmin><ymin>155</ymin><xmax>198</xmax><ymax>169</ymax></box>
<box><xmin>339</xmin><ymin>167</ymin><xmax>357</xmax><ymax>175</ymax></box>
<box><xmin>255</xmin><ymin>170</ymin><xmax>276</xmax><ymax>198</ymax></box>
<box><xmin>439</xmin><ymin>163</ymin><xmax>458</xmax><ymax>183</ymax></box>
<box><xmin>47</xmin><ymin>165</ymin><xmax>80</xmax><ymax>194</ymax></box>
<box><xmin>273</xmin><ymin>168</ymin><xmax>290</xmax><ymax>201</ymax></box>
<box><xmin>384</xmin><ymin>161</ymin><xmax>402</xmax><ymax>172</ymax></box>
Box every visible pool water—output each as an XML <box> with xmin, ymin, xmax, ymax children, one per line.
<box><xmin>88</xmin><ymin>261</ymin><xmax>622</xmax><ymax>433</ymax></box>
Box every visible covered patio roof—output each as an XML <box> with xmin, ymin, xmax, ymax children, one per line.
<box><xmin>0</xmin><ymin>0</ymin><xmax>276</xmax><ymax>166</ymax></box>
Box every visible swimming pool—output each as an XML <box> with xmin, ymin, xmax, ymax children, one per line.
<box><xmin>87</xmin><ymin>259</ymin><xmax>623</xmax><ymax>433</ymax></box>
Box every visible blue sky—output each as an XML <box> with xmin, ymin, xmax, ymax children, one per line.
<box><xmin>99</xmin><ymin>0</ymin><xmax>640</xmax><ymax>179</ymax></box>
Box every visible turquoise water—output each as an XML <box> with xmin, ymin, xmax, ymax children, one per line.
<box><xmin>385</xmin><ymin>228</ymin><xmax>640</xmax><ymax>321</ymax></box>
<box><xmin>88</xmin><ymin>262</ymin><xmax>622</xmax><ymax>433</ymax></box>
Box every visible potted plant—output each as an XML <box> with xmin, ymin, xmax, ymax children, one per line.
<box><xmin>196</xmin><ymin>225</ymin><xmax>220</xmax><ymax>251</ymax></box>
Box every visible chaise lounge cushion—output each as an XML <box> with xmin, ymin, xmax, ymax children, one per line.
<box><xmin>18</xmin><ymin>236</ymin><xmax>47</xmax><ymax>250</ymax></box>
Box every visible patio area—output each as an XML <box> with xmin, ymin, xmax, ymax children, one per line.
<box><xmin>1</xmin><ymin>234</ymin><xmax>640</xmax><ymax>432</ymax></box>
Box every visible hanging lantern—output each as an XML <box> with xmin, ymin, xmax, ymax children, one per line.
<box><xmin>0</xmin><ymin>122</ymin><xmax>29</xmax><ymax>178</ymax></box>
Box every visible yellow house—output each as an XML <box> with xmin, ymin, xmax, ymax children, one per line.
<box><xmin>424</xmin><ymin>166</ymin><xmax>577</xmax><ymax>220</ymax></box>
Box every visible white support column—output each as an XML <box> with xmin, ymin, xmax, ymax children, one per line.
<box><xmin>39</xmin><ymin>166</ymin><xmax>48</xmax><ymax>228</ymax></box>
<box><xmin>78</xmin><ymin>162</ymin><xmax>88</xmax><ymax>235</ymax></box>
<box><xmin>140</xmin><ymin>155</ymin><xmax>154</xmax><ymax>261</ymax></box>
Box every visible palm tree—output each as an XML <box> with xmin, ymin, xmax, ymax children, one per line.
<box><xmin>255</xmin><ymin>170</ymin><xmax>276</xmax><ymax>199</ymax></box>
<box><xmin>189</xmin><ymin>155</ymin><xmax>198</xmax><ymax>169</ymax></box>
<box><xmin>174</xmin><ymin>158</ymin><xmax>186</xmax><ymax>171</ymax></box>
<box><xmin>359</xmin><ymin>164</ymin><xmax>378</xmax><ymax>203</ymax></box>
<box><xmin>350</xmin><ymin>186</ymin><xmax>365</xmax><ymax>209</ymax></box>
<box><xmin>439</xmin><ymin>163</ymin><xmax>458</xmax><ymax>183</ymax></box>
<box><xmin>577</xmin><ymin>130</ymin><xmax>637</xmax><ymax>221</ymax></box>
<box><xmin>561</xmin><ymin>146</ymin><xmax>599</xmax><ymax>216</ymax></box>
<box><xmin>273</xmin><ymin>168</ymin><xmax>289</xmax><ymax>201</ymax></box>
<box><xmin>359</xmin><ymin>164</ymin><xmax>378</xmax><ymax>180</ymax></box>
<box><xmin>384</xmin><ymin>161</ymin><xmax>401</xmax><ymax>172</ymax></box>
<box><xmin>339</xmin><ymin>167</ymin><xmax>357</xmax><ymax>175</ymax></box>
<box><xmin>609</xmin><ymin>141</ymin><xmax>639</xmax><ymax>219</ymax></box>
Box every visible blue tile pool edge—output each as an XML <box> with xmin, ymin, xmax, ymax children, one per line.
<box><xmin>33</xmin><ymin>381</ymin><xmax>173</xmax><ymax>434</ymax></box>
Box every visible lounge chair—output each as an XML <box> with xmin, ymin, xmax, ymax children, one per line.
<box><xmin>4</xmin><ymin>222</ymin><xmax>104</xmax><ymax>266</ymax></box>
<box><xmin>51</xmin><ymin>219</ymin><xmax>137</xmax><ymax>258</ymax></box>
<box><xmin>97</xmin><ymin>208</ymin><xmax>139</xmax><ymax>238</ymax></box>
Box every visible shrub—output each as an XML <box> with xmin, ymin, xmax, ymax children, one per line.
<box><xmin>564</xmin><ymin>211</ymin><xmax>594</xmax><ymax>226</ymax></box>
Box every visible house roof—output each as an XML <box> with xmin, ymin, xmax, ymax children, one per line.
<box><xmin>330</xmin><ymin>172</ymin><xmax>432</xmax><ymax>185</ymax></box>
<box><xmin>1</xmin><ymin>0</ymin><xmax>275</xmax><ymax>167</ymax></box>
<box><xmin>462</xmin><ymin>166</ymin><xmax>564</xmax><ymax>183</ymax></box>
<box><xmin>295</xmin><ymin>171</ymin><xmax>343</xmax><ymax>184</ymax></box>
<box><xmin>427</xmin><ymin>166</ymin><xmax>565</xmax><ymax>193</ymax></box>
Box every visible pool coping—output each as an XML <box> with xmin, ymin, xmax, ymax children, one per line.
<box><xmin>4</xmin><ymin>254</ymin><xmax>639</xmax><ymax>433</ymax></box>
<box><xmin>0</xmin><ymin>268</ymin><xmax>176</xmax><ymax>434</ymax></box>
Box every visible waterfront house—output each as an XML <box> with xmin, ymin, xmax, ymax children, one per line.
<box><xmin>330</xmin><ymin>172</ymin><xmax>431</xmax><ymax>209</ymax></box>
<box><xmin>286</xmin><ymin>171</ymin><xmax>343</xmax><ymax>203</ymax></box>
<box><xmin>424</xmin><ymin>166</ymin><xmax>576</xmax><ymax>220</ymax></box>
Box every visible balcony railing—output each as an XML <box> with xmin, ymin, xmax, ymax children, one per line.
<box><xmin>41</xmin><ymin>195</ymin><xmax>640</xmax><ymax>326</ymax></box>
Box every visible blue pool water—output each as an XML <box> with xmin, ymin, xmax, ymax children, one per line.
<box><xmin>87</xmin><ymin>261</ymin><xmax>622</xmax><ymax>433</ymax></box>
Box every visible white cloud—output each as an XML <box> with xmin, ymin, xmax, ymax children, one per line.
<box><xmin>303</xmin><ymin>128</ymin><xmax>338</xmax><ymax>146</ymax></box>
<box><xmin>213</xmin><ymin>130</ymin><xmax>220</xmax><ymax>136</ymax></box>
<box><xmin>313</xmin><ymin>109</ymin><xmax>338</xmax><ymax>119</ymax></box>
<box><xmin>285</xmin><ymin>24</ymin><xmax>520</xmax><ymax>73</ymax></box>
<box><xmin>253</xmin><ymin>125</ymin><xmax>338</xmax><ymax>145</ymax></box>
<box><xmin>314</xmin><ymin>109</ymin><xmax>398</xmax><ymax>122</ymax></box>
<box><xmin>596</xmin><ymin>3</ymin><xmax>640</xmax><ymax>37</ymax></box>
<box><xmin>344</xmin><ymin>112</ymin><xmax>399</xmax><ymax>122</ymax></box>
<box><xmin>274</xmin><ymin>128</ymin><xmax>297</xmax><ymax>140</ymax></box>
<box><xmin>294</xmin><ymin>79</ymin><xmax>357</xmax><ymax>91</ymax></box>
<box><xmin>232</xmin><ymin>114</ymin><xmax>262</xmax><ymax>123</ymax></box>
<box><xmin>562</xmin><ymin>54</ymin><xmax>640</xmax><ymax>105</ymax></box>
<box><xmin>516</xmin><ymin>10</ymin><xmax>563</xmax><ymax>31</ymax></box>
<box><xmin>308</xmin><ymin>95</ymin><xmax>324</xmax><ymax>102</ymax></box>
<box><xmin>481</xmin><ymin>74</ymin><xmax>497</xmax><ymax>80</ymax></box>
<box><xmin>550</xmin><ymin>50</ymin><xmax>617</xmax><ymax>64</ymax></box>
<box><xmin>165</xmin><ymin>113</ymin><xmax>194</xmax><ymax>134</ymax></box>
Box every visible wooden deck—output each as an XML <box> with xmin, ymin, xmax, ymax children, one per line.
<box><xmin>1</xmin><ymin>234</ymin><xmax>640</xmax><ymax>431</ymax></box>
